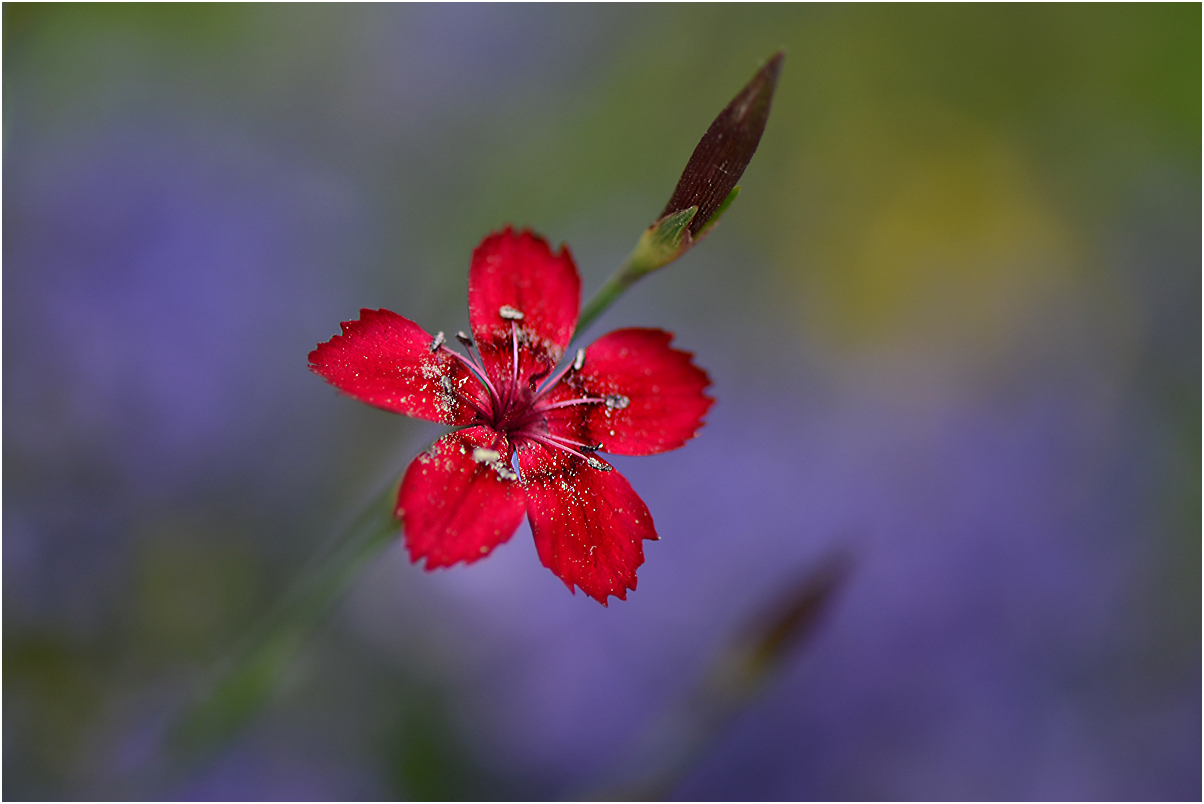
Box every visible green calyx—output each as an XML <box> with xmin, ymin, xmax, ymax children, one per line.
<box><xmin>628</xmin><ymin>185</ymin><xmax>741</xmax><ymax>279</ymax></box>
<box><xmin>629</xmin><ymin>206</ymin><xmax>698</xmax><ymax>276</ymax></box>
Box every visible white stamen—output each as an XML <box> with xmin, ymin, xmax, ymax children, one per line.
<box><xmin>585</xmin><ymin>456</ymin><xmax>612</xmax><ymax>472</ymax></box>
<box><xmin>572</xmin><ymin>348</ymin><xmax>585</xmax><ymax>371</ymax></box>
<box><xmin>456</xmin><ymin>331</ymin><xmax>474</xmax><ymax>348</ymax></box>
<box><xmin>499</xmin><ymin>305</ymin><xmax>524</xmax><ymax>320</ymax></box>
<box><xmin>429</xmin><ymin>331</ymin><xmax>446</xmax><ymax>352</ymax></box>
<box><xmin>605</xmin><ymin>394</ymin><xmax>630</xmax><ymax>410</ymax></box>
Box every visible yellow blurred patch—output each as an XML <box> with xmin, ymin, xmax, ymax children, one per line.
<box><xmin>789</xmin><ymin>122</ymin><xmax>1081</xmax><ymax>362</ymax></box>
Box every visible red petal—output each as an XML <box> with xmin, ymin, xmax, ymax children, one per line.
<box><xmin>519</xmin><ymin>444</ymin><xmax>656</xmax><ymax>605</ymax></box>
<box><xmin>309</xmin><ymin>309</ymin><xmax>484</xmax><ymax>425</ymax></box>
<box><xmin>467</xmin><ymin>228</ymin><xmax>580</xmax><ymax>390</ymax></box>
<box><xmin>398</xmin><ymin>427</ymin><xmax>527</xmax><ymax>569</ymax></box>
<box><xmin>545</xmin><ymin>328</ymin><xmax>713</xmax><ymax>456</ymax></box>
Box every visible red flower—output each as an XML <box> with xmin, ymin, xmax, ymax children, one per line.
<box><xmin>310</xmin><ymin>228</ymin><xmax>712</xmax><ymax>604</ymax></box>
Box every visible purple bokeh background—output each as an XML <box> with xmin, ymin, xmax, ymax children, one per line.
<box><xmin>5</xmin><ymin>5</ymin><xmax>1199</xmax><ymax>800</ymax></box>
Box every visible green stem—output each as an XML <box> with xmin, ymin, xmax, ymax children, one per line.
<box><xmin>168</xmin><ymin>481</ymin><xmax>396</xmax><ymax>760</ymax></box>
<box><xmin>575</xmin><ymin>255</ymin><xmax>638</xmax><ymax>337</ymax></box>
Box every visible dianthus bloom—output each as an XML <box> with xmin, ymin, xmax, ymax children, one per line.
<box><xmin>310</xmin><ymin>228</ymin><xmax>712</xmax><ymax>604</ymax></box>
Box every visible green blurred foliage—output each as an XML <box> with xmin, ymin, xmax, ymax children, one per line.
<box><xmin>384</xmin><ymin>686</ymin><xmax>503</xmax><ymax>801</ymax></box>
<box><xmin>5</xmin><ymin>635</ymin><xmax>109</xmax><ymax>797</ymax></box>
<box><xmin>134</xmin><ymin>523</ymin><xmax>262</xmax><ymax>663</ymax></box>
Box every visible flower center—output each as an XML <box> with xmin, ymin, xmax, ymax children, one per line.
<box><xmin>431</xmin><ymin>312</ymin><xmax>619</xmax><ymax>472</ymax></box>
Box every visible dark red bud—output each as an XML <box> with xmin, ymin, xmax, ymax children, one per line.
<box><xmin>660</xmin><ymin>51</ymin><xmax>783</xmax><ymax>235</ymax></box>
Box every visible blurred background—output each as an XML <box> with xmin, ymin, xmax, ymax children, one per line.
<box><xmin>4</xmin><ymin>4</ymin><xmax>1199</xmax><ymax>800</ymax></box>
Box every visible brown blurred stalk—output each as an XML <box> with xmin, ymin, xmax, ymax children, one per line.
<box><xmin>588</xmin><ymin>548</ymin><xmax>853</xmax><ymax>801</ymax></box>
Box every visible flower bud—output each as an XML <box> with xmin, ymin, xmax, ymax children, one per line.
<box><xmin>661</xmin><ymin>50</ymin><xmax>783</xmax><ymax>238</ymax></box>
<box><xmin>623</xmin><ymin>52</ymin><xmax>783</xmax><ymax>279</ymax></box>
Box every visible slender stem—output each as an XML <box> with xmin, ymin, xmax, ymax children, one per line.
<box><xmin>575</xmin><ymin>254</ymin><xmax>640</xmax><ymax>337</ymax></box>
<box><xmin>164</xmin><ymin>480</ymin><xmax>397</xmax><ymax>771</ymax></box>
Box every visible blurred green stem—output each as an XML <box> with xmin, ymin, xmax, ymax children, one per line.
<box><xmin>170</xmin><ymin>481</ymin><xmax>396</xmax><ymax>758</ymax></box>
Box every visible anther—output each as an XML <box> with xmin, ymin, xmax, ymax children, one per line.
<box><xmin>472</xmin><ymin>447</ymin><xmax>517</xmax><ymax>480</ymax></box>
<box><xmin>580</xmin><ymin>442</ymin><xmax>603</xmax><ymax>453</ymax></box>
<box><xmin>429</xmin><ymin>331</ymin><xmax>446</xmax><ymax>352</ymax></box>
<box><xmin>572</xmin><ymin>349</ymin><xmax>585</xmax><ymax>371</ymax></box>
<box><xmin>499</xmin><ymin>305</ymin><xmax>525</xmax><ymax>321</ymax></box>
<box><xmin>472</xmin><ymin>447</ymin><xmax>502</xmax><ymax>464</ymax></box>
<box><xmin>605</xmin><ymin>394</ymin><xmax>630</xmax><ymax>410</ymax></box>
<box><xmin>585</xmin><ymin>456</ymin><xmax>612</xmax><ymax>472</ymax></box>
<box><xmin>456</xmin><ymin>331</ymin><xmax>474</xmax><ymax>348</ymax></box>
